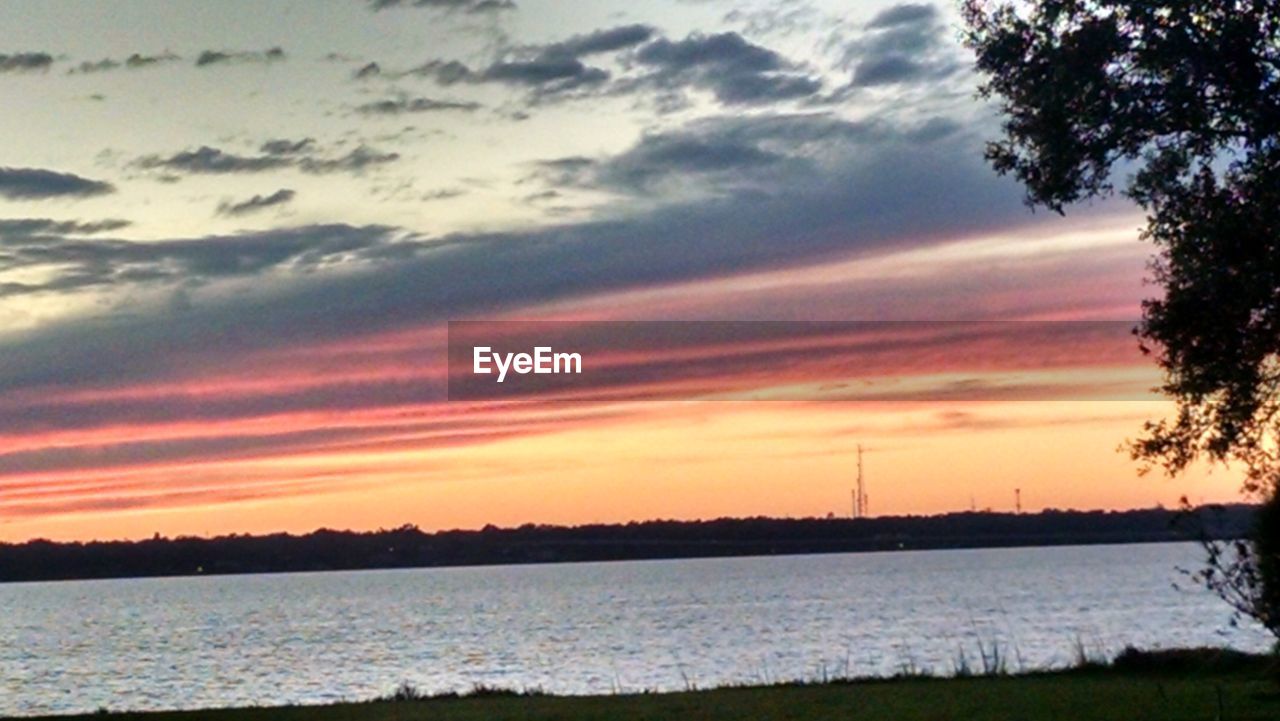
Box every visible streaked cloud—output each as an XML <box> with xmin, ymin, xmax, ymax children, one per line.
<box><xmin>68</xmin><ymin>53</ymin><xmax>181</xmax><ymax>74</ymax></box>
<box><xmin>533</xmin><ymin>24</ymin><xmax>657</xmax><ymax>58</ymax></box>
<box><xmin>194</xmin><ymin>47</ymin><xmax>286</xmax><ymax>67</ymax></box>
<box><xmin>355</xmin><ymin>96</ymin><xmax>481</xmax><ymax>115</ymax></box>
<box><xmin>0</xmin><ymin>223</ymin><xmax>401</xmax><ymax>298</ymax></box>
<box><xmin>0</xmin><ymin>52</ymin><xmax>53</xmax><ymax>73</ymax></box>
<box><xmin>367</xmin><ymin>0</ymin><xmax>515</xmax><ymax>12</ymax></box>
<box><xmin>135</xmin><ymin>146</ymin><xmax>293</xmax><ymax>174</ymax></box>
<box><xmin>389</xmin><ymin>25</ymin><xmax>820</xmax><ymax>108</ymax></box>
<box><xmin>0</xmin><ymin>167</ymin><xmax>114</xmax><ymax>200</ymax></box>
<box><xmin>0</xmin><ymin>218</ymin><xmax>130</xmax><ymax>236</ymax></box>
<box><xmin>216</xmin><ymin>189</ymin><xmax>296</xmax><ymax>217</ymax></box>
<box><xmin>133</xmin><ymin>141</ymin><xmax>398</xmax><ymax>176</ymax></box>
<box><xmin>629</xmin><ymin>32</ymin><xmax>823</xmax><ymax>106</ymax></box>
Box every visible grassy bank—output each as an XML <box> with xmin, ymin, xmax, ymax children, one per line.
<box><xmin>19</xmin><ymin>650</ymin><xmax>1280</xmax><ymax>721</ymax></box>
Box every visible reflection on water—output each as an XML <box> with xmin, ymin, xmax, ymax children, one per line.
<box><xmin>0</xmin><ymin>542</ymin><xmax>1271</xmax><ymax>716</ymax></box>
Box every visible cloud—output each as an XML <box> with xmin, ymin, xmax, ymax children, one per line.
<box><xmin>403</xmin><ymin>59</ymin><xmax>474</xmax><ymax>84</ymax></box>
<box><xmin>69</xmin><ymin>53</ymin><xmax>180</xmax><ymax>74</ymax></box>
<box><xmin>422</xmin><ymin>188</ymin><xmax>466</xmax><ymax>201</ymax></box>
<box><xmin>866</xmin><ymin>3</ymin><xmax>938</xmax><ymax>28</ymax></box>
<box><xmin>482</xmin><ymin>57</ymin><xmax>608</xmax><ymax>92</ymax></box>
<box><xmin>723</xmin><ymin>3</ymin><xmax>821</xmax><ymax>38</ymax></box>
<box><xmin>368</xmin><ymin>0</ymin><xmax>515</xmax><ymax>12</ymax></box>
<box><xmin>134</xmin><ymin>146</ymin><xmax>292</xmax><ymax>174</ymax></box>
<box><xmin>852</xmin><ymin>56</ymin><xmax>932</xmax><ymax>86</ymax></box>
<box><xmin>195</xmin><ymin>47</ymin><xmax>285</xmax><ymax>67</ymax></box>
<box><xmin>0</xmin><ymin>52</ymin><xmax>54</xmax><ymax>73</ymax></box>
<box><xmin>259</xmin><ymin>138</ymin><xmax>316</xmax><ymax>156</ymax></box>
<box><xmin>297</xmin><ymin>145</ymin><xmax>400</xmax><ymax>174</ymax></box>
<box><xmin>406</xmin><ymin>56</ymin><xmax>608</xmax><ymax>97</ymax></box>
<box><xmin>629</xmin><ymin>32</ymin><xmax>823</xmax><ymax>106</ymax></box>
<box><xmin>0</xmin><ymin>110</ymin><xmax>1040</xmax><ymax>396</ymax></box>
<box><xmin>354</xmin><ymin>61</ymin><xmax>381</xmax><ymax>80</ymax></box>
<box><xmin>389</xmin><ymin>24</ymin><xmax>654</xmax><ymax>100</ymax></box>
<box><xmin>535</xmin><ymin>24</ymin><xmax>657</xmax><ymax>59</ymax></box>
<box><xmin>355</xmin><ymin>96</ymin><xmax>481</xmax><ymax>115</ymax></box>
<box><xmin>0</xmin><ymin>223</ymin><xmax>402</xmax><ymax>299</ymax></box>
<box><xmin>471</xmin><ymin>24</ymin><xmax>657</xmax><ymax>96</ymax></box>
<box><xmin>133</xmin><ymin>141</ymin><xmax>398</xmax><ymax>177</ymax></box>
<box><xmin>394</xmin><ymin>26</ymin><xmax>818</xmax><ymax>107</ymax></box>
<box><xmin>0</xmin><ymin>167</ymin><xmax>115</xmax><ymax>200</ymax></box>
<box><xmin>536</xmin><ymin>113</ymin><xmax>959</xmax><ymax>199</ymax></box>
<box><xmin>0</xmin><ymin>105</ymin><xmax>1120</xmax><ymax>507</ymax></box>
<box><xmin>124</xmin><ymin>52</ymin><xmax>181</xmax><ymax>69</ymax></box>
<box><xmin>541</xmin><ymin>134</ymin><xmax>784</xmax><ymax>195</ymax></box>
<box><xmin>845</xmin><ymin>3</ymin><xmax>959</xmax><ymax>88</ymax></box>
<box><xmin>0</xmin><ymin>218</ymin><xmax>130</xmax><ymax>237</ymax></box>
<box><xmin>217</xmin><ymin>189</ymin><xmax>296</xmax><ymax>217</ymax></box>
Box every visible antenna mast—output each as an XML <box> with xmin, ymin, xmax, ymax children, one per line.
<box><xmin>854</xmin><ymin>444</ymin><xmax>867</xmax><ymax>519</ymax></box>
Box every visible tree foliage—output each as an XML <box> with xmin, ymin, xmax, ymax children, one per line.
<box><xmin>963</xmin><ymin>0</ymin><xmax>1280</xmax><ymax>635</ymax></box>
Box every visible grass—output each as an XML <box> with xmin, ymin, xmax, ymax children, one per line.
<box><xmin>20</xmin><ymin>649</ymin><xmax>1280</xmax><ymax>721</ymax></box>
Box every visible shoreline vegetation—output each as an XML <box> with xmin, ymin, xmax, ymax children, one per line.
<box><xmin>12</xmin><ymin>647</ymin><xmax>1279</xmax><ymax>721</ymax></box>
<box><xmin>0</xmin><ymin>505</ymin><xmax>1255</xmax><ymax>583</ymax></box>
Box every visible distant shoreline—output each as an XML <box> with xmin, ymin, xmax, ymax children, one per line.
<box><xmin>0</xmin><ymin>505</ymin><xmax>1253</xmax><ymax>584</ymax></box>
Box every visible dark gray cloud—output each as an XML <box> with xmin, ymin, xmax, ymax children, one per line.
<box><xmin>195</xmin><ymin>47</ymin><xmax>285</xmax><ymax>67</ymax></box>
<box><xmin>133</xmin><ymin>141</ymin><xmax>398</xmax><ymax>177</ymax></box>
<box><xmin>0</xmin><ymin>218</ymin><xmax>130</xmax><ymax>237</ymax></box>
<box><xmin>845</xmin><ymin>2</ymin><xmax>958</xmax><ymax>88</ymax></box>
<box><xmin>125</xmin><ymin>52</ymin><xmax>180</xmax><ymax>69</ymax></box>
<box><xmin>382</xmin><ymin>24</ymin><xmax>653</xmax><ymax>99</ymax></box>
<box><xmin>69</xmin><ymin>53</ymin><xmax>180</xmax><ymax>74</ymax></box>
<box><xmin>297</xmin><ymin>145</ymin><xmax>400</xmax><ymax>174</ymax></box>
<box><xmin>483</xmin><ymin>57</ymin><xmax>607</xmax><ymax>90</ymax></box>
<box><xmin>540</xmin><ymin>133</ymin><xmax>785</xmax><ymax>194</ymax></box>
<box><xmin>470</xmin><ymin>24</ymin><xmax>657</xmax><ymax>96</ymax></box>
<box><xmin>535</xmin><ymin>24</ymin><xmax>657</xmax><ymax>59</ymax></box>
<box><xmin>398</xmin><ymin>55</ymin><xmax>606</xmax><ymax>100</ymax></box>
<box><xmin>0</xmin><ymin>223</ymin><xmax>400</xmax><ymax>299</ymax></box>
<box><xmin>0</xmin><ymin>52</ymin><xmax>54</xmax><ymax>73</ymax></box>
<box><xmin>134</xmin><ymin>146</ymin><xmax>293</xmax><ymax>174</ymax></box>
<box><xmin>70</xmin><ymin>59</ymin><xmax>119</xmax><ymax>74</ymax></box>
<box><xmin>356</xmin><ymin>96</ymin><xmax>481</xmax><ymax>115</ymax></box>
<box><xmin>217</xmin><ymin>189</ymin><xmax>296</xmax><ymax>217</ymax></box>
<box><xmin>629</xmin><ymin>32</ymin><xmax>823</xmax><ymax>106</ymax></box>
<box><xmin>354</xmin><ymin>61</ymin><xmax>381</xmax><ymax>79</ymax></box>
<box><xmin>397</xmin><ymin>26</ymin><xmax>817</xmax><ymax>106</ymax></box>
<box><xmin>866</xmin><ymin>3</ymin><xmax>938</xmax><ymax>29</ymax></box>
<box><xmin>853</xmin><ymin>56</ymin><xmax>931</xmax><ymax>86</ymax></box>
<box><xmin>0</xmin><ymin>110</ymin><xmax>1052</xmax><ymax>398</ymax></box>
<box><xmin>535</xmin><ymin>113</ymin><xmax>960</xmax><ymax>197</ymax></box>
<box><xmin>0</xmin><ymin>167</ymin><xmax>115</xmax><ymax>200</ymax></box>
<box><xmin>368</xmin><ymin>0</ymin><xmax>514</xmax><ymax>12</ymax></box>
<box><xmin>404</xmin><ymin>60</ymin><xmax>473</xmax><ymax>84</ymax></box>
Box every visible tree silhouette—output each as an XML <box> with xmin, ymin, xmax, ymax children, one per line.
<box><xmin>962</xmin><ymin>0</ymin><xmax>1280</xmax><ymax>636</ymax></box>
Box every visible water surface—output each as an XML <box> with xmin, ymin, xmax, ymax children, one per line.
<box><xmin>0</xmin><ymin>542</ymin><xmax>1270</xmax><ymax>716</ymax></box>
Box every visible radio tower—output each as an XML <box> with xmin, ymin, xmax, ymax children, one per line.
<box><xmin>853</xmin><ymin>444</ymin><xmax>868</xmax><ymax>519</ymax></box>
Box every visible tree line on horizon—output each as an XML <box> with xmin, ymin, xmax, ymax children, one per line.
<box><xmin>0</xmin><ymin>505</ymin><xmax>1255</xmax><ymax>583</ymax></box>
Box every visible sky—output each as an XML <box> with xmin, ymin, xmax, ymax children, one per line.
<box><xmin>0</xmin><ymin>0</ymin><xmax>1242</xmax><ymax>542</ymax></box>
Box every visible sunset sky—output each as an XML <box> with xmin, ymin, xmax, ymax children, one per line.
<box><xmin>0</xmin><ymin>0</ymin><xmax>1241</xmax><ymax>542</ymax></box>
